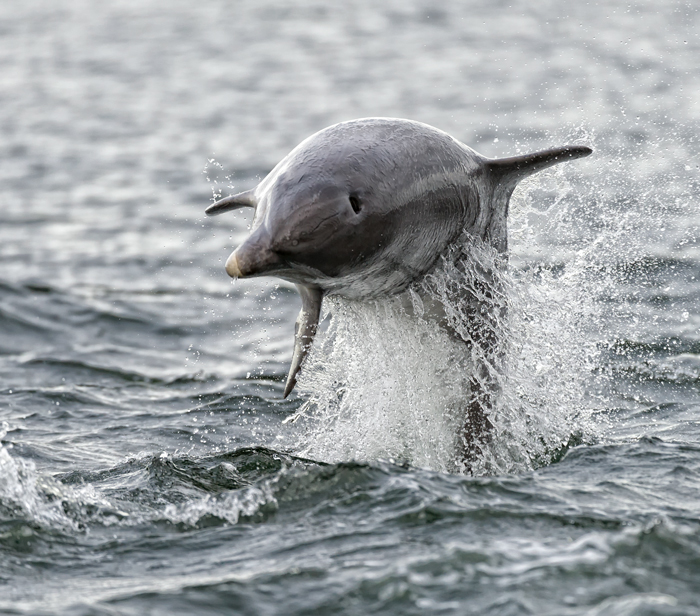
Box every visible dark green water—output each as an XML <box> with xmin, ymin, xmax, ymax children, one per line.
<box><xmin>2</xmin><ymin>1</ymin><xmax>700</xmax><ymax>614</ymax></box>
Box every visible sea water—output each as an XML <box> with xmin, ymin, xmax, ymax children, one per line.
<box><xmin>1</xmin><ymin>1</ymin><xmax>700</xmax><ymax>614</ymax></box>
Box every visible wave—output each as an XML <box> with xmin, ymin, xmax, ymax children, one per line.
<box><xmin>5</xmin><ymin>435</ymin><xmax>695</xmax><ymax>537</ymax></box>
<box><xmin>2</xmin><ymin>433</ymin><xmax>700</xmax><ymax>616</ymax></box>
<box><xmin>0</xmin><ymin>444</ymin><xmax>324</xmax><ymax>535</ymax></box>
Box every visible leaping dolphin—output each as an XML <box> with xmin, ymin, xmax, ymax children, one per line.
<box><xmin>206</xmin><ymin>118</ymin><xmax>591</xmax><ymax>408</ymax></box>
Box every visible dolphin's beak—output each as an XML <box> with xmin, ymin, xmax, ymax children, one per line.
<box><xmin>225</xmin><ymin>229</ymin><xmax>282</xmax><ymax>279</ymax></box>
<box><xmin>225</xmin><ymin>251</ymin><xmax>243</xmax><ymax>278</ymax></box>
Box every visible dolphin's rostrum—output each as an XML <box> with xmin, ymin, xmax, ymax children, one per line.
<box><xmin>206</xmin><ymin>118</ymin><xmax>591</xmax><ymax>402</ymax></box>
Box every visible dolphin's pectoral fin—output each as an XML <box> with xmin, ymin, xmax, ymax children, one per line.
<box><xmin>205</xmin><ymin>189</ymin><xmax>257</xmax><ymax>216</ymax></box>
<box><xmin>283</xmin><ymin>285</ymin><xmax>323</xmax><ymax>398</ymax></box>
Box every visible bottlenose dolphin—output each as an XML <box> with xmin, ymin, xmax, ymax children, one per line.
<box><xmin>206</xmin><ymin>118</ymin><xmax>591</xmax><ymax>457</ymax></box>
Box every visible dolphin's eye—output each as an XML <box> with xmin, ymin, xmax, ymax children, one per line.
<box><xmin>349</xmin><ymin>195</ymin><xmax>362</xmax><ymax>214</ymax></box>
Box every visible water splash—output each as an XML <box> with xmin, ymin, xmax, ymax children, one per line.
<box><xmin>293</xmin><ymin>295</ymin><xmax>467</xmax><ymax>473</ymax></box>
<box><xmin>292</xmin><ymin>161</ymin><xmax>607</xmax><ymax>476</ymax></box>
<box><xmin>203</xmin><ymin>158</ymin><xmax>233</xmax><ymax>202</ymax></box>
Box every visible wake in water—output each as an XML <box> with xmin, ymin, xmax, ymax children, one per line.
<box><xmin>292</xmin><ymin>163</ymin><xmax>602</xmax><ymax>476</ymax></box>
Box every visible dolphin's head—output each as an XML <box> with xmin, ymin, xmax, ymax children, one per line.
<box><xmin>213</xmin><ymin>160</ymin><xmax>386</xmax><ymax>290</ymax></box>
<box><xmin>206</xmin><ymin>157</ymin><xmax>386</xmax><ymax>398</ymax></box>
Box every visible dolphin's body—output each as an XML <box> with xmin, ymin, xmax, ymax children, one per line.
<box><xmin>206</xmin><ymin>118</ymin><xmax>591</xmax><ymax>422</ymax></box>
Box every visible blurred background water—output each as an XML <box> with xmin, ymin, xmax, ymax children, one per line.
<box><xmin>1</xmin><ymin>1</ymin><xmax>700</xmax><ymax>614</ymax></box>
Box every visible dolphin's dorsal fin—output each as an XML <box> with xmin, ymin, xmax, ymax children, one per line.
<box><xmin>205</xmin><ymin>189</ymin><xmax>257</xmax><ymax>216</ymax></box>
<box><xmin>486</xmin><ymin>145</ymin><xmax>592</xmax><ymax>189</ymax></box>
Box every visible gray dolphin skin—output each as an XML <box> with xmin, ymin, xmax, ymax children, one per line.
<box><xmin>206</xmin><ymin>118</ymin><xmax>592</xmax><ymax>404</ymax></box>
